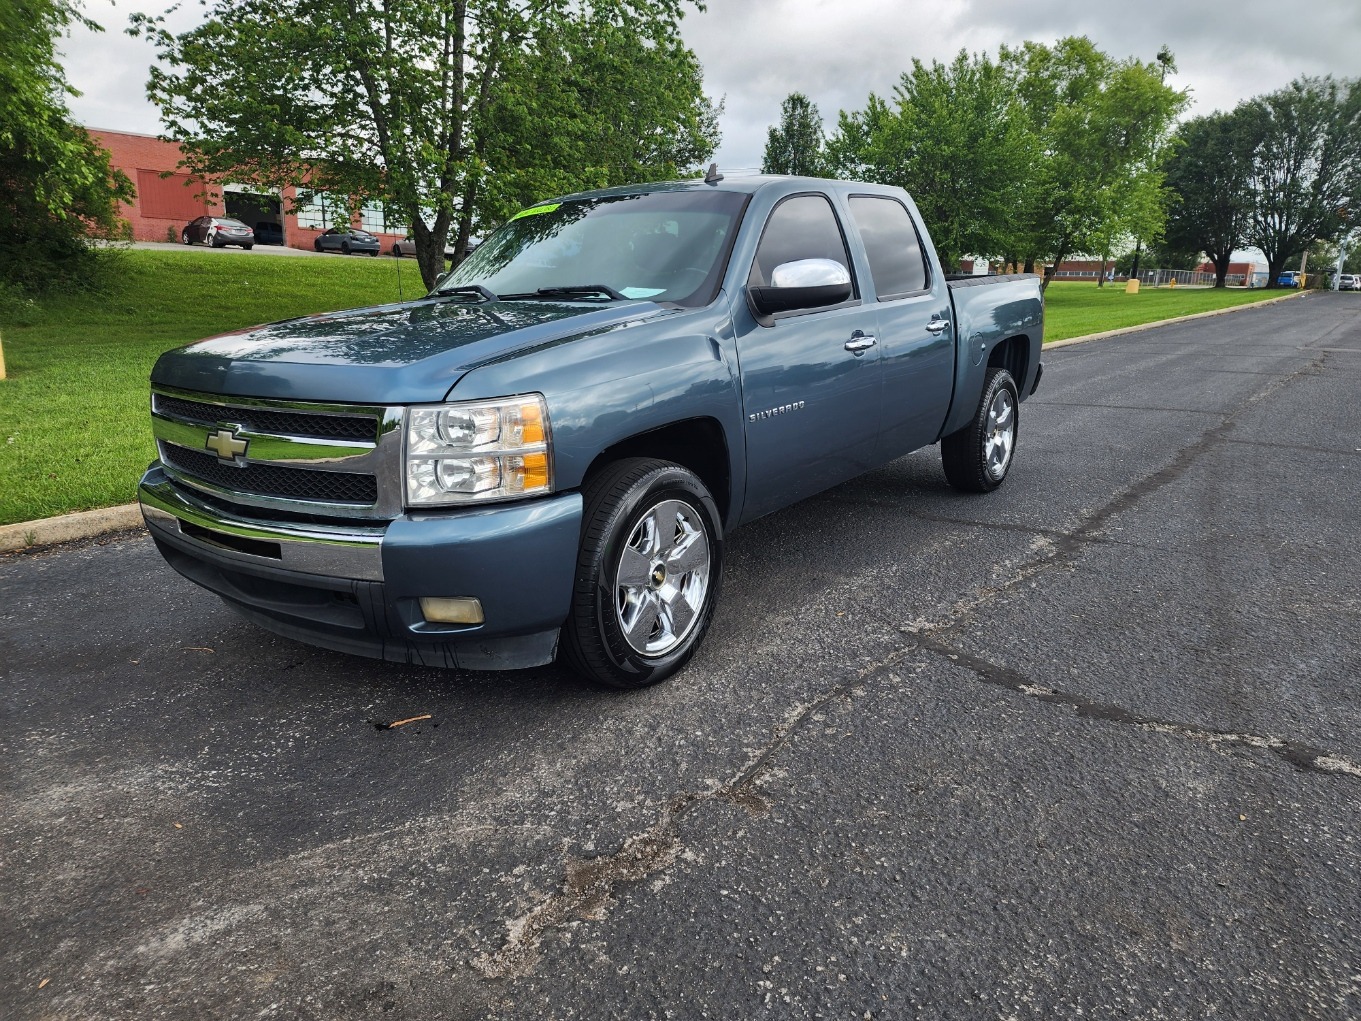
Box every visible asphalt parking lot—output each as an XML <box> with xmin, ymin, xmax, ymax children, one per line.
<box><xmin>3</xmin><ymin>293</ymin><xmax>1359</xmax><ymax>1020</ymax></box>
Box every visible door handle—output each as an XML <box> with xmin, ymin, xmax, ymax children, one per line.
<box><xmin>925</xmin><ymin>319</ymin><xmax>949</xmax><ymax>335</ymax></box>
<box><xmin>844</xmin><ymin>330</ymin><xmax>877</xmax><ymax>354</ymax></box>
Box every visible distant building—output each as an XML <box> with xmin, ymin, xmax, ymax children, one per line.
<box><xmin>89</xmin><ymin>128</ymin><xmax>409</xmax><ymax>253</ymax></box>
<box><xmin>1195</xmin><ymin>259</ymin><xmax>1266</xmax><ymax>287</ymax></box>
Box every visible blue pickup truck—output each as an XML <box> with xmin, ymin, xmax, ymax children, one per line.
<box><xmin>139</xmin><ymin>175</ymin><xmax>1044</xmax><ymax>688</ymax></box>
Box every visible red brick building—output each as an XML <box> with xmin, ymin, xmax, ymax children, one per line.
<box><xmin>89</xmin><ymin>128</ymin><xmax>409</xmax><ymax>253</ymax></box>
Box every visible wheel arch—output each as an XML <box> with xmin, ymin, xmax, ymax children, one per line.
<box><xmin>988</xmin><ymin>334</ymin><xmax>1030</xmax><ymax>393</ymax></box>
<box><xmin>581</xmin><ymin>418</ymin><xmax>733</xmax><ymax>531</ymax></box>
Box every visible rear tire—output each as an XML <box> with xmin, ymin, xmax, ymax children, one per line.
<box><xmin>341</xmin><ymin>242</ymin><xmax>351</xmax><ymax>255</ymax></box>
<box><xmin>243</xmin><ymin>244</ymin><xmax>253</xmax><ymax>251</ymax></box>
<box><xmin>314</xmin><ymin>240</ymin><xmax>323</xmax><ymax>252</ymax></box>
<box><xmin>941</xmin><ymin>367</ymin><xmax>1019</xmax><ymax>493</ymax></box>
<box><xmin>561</xmin><ymin>458</ymin><xmax>723</xmax><ymax>689</ymax></box>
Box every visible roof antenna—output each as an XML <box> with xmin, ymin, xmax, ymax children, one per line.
<box><xmin>704</xmin><ymin>162</ymin><xmax>723</xmax><ymax>185</ymax></box>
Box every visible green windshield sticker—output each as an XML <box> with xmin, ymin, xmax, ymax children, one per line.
<box><xmin>511</xmin><ymin>202</ymin><xmax>561</xmax><ymax>221</ymax></box>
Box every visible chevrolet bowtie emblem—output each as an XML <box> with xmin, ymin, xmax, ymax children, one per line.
<box><xmin>205</xmin><ymin>428</ymin><xmax>249</xmax><ymax>464</ymax></box>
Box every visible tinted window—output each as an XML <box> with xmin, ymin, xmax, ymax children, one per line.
<box><xmin>748</xmin><ymin>195</ymin><xmax>852</xmax><ymax>288</ymax></box>
<box><xmin>848</xmin><ymin>196</ymin><xmax>928</xmax><ymax>297</ymax></box>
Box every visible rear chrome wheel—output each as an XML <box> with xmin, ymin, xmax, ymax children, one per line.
<box><xmin>941</xmin><ymin>367</ymin><xmax>1019</xmax><ymax>493</ymax></box>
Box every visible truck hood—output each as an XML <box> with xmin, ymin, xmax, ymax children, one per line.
<box><xmin>150</xmin><ymin>297</ymin><xmax>669</xmax><ymax>404</ymax></box>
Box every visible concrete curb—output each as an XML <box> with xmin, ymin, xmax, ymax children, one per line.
<box><xmin>0</xmin><ymin>290</ymin><xmax>1317</xmax><ymax>554</ymax></box>
<box><xmin>0</xmin><ymin>503</ymin><xmax>143</xmax><ymax>554</ymax></box>
<box><xmin>1044</xmin><ymin>288</ymin><xmax>1309</xmax><ymax>350</ymax></box>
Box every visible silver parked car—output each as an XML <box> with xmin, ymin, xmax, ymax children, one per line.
<box><xmin>390</xmin><ymin>235</ymin><xmax>468</xmax><ymax>260</ymax></box>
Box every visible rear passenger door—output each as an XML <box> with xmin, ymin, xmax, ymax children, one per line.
<box><xmin>845</xmin><ymin>195</ymin><xmax>954</xmax><ymax>459</ymax></box>
<box><xmin>733</xmin><ymin>192</ymin><xmax>883</xmax><ymax>520</ymax></box>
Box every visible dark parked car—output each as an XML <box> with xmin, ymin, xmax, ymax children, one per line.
<box><xmin>254</xmin><ymin>221</ymin><xmax>285</xmax><ymax>246</ymax></box>
<box><xmin>181</xmin><ymin>216</ymin><xmax>254</xmax><ymax>249</ymax></box>
<box><xmin>314</xmin><ymin>227</ymin><xmax>381</xmax><ymax>256</ymax></box>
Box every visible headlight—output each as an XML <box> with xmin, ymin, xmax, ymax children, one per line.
<box><xmin>405</xmin><ymin>394</ymin><xmax>552</xmax><ymax>506</ymax></box>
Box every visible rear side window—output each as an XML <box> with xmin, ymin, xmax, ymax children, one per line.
<box><xmin>748</xmin><ymin>195</ymin><xmax>853</xmax><ymax>289</ymax></box>
<box><xmin>847</xmin><ymin>196</ymin><xmax>928</xmax><ymax>298</ymax></box>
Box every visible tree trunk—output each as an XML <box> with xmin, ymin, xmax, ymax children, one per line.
<box><xmin>1040</xmin><ymin>255</ymin><xmax>1062</xmax><ymax>294</ymax></box>
<box><xmin>1264</xmin><ymin>255</ymin><xmax>1284</xmax><ymax>288</ymax></box>
<box><xmin>1212</xmin><ymin>251</ymin><xmax>1232</xmax><ymax>288</ymax></box>
<box><xmin>1023</xmin><ymin>257</ymin><xmax>1035</xmax><ymax>275</ymax></box>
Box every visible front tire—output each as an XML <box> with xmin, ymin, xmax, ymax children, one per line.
<box><xmin>561</xmin><ymin>459</ymin><xmax>723</xmax><ymax>689</ymax></box>
<box><xmin>314</xmin><ymin>240</ymin><xmax>323</xmax><ymax>252</ymax></box>
<box><xmin>941</xmin><ymin>367</ymin><xmax>1018</xmax><ymax>492</ymax></box>
<box><xmin>341</xmin><ymin>242</ymin><xmax>351</xmax><ymax>255</ymax></box>
<box><xmin>181</xmin><ymin>230</ymin><xmax>191</xmax><ymax>245</ymax></box>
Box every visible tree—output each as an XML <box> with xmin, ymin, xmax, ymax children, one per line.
<box><xmin>1162</xmin><ymin>111</ymin><xmax>1258</xmax><ymax>287</ymax></box>
<box><xmin>0</xmin><ymin>0</ymin><xmax>132</xmax><ymax>292</ymax></box>
<box><xmin>134</xmin><ymin>0</ymin><xmax>720</xmax><ymax>289</ymax></box>
<box><xmin>762</xmin><ymin>93</ymin><xmax>826</xmax><ymax>176</ymax></box>
<box><xmin>998</xmin><ymin>37</ymin><xmax>1187</xmax><ymax>290</ymax></box>
<box><xmin>1241</xmin><ymin>76</ymin><xmax>1361</xmax><ymax>287</ymax></box>
<box><xmin>824</xmin><ymin>50</ymin><xmax>1034</xmax><ymax>271</ymax></box>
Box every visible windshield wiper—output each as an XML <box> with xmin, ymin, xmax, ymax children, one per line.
<box><xmin>502</xmin><ymin>284</ymin><xmax>627</xmax><ymax>302</ymax></box>
<box><xmin>431</xmin><ymin>284</ymin><xmax>499</xmax><ymax>302</ymax></box>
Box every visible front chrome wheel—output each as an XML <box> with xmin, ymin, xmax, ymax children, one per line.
<box><xmin>562</xmin><ymin>458</ymin><xmax>723</xmax><ymax>689</ymax></box>
<box><xmin>984</xmin><ymin>388</ymin><xmax>1016</xmax><ymax>481</ymax></box>
<box><xmin>615</xmin><ymin>498</ymin><xmax>711</xmax><ymax>657</ymax></box>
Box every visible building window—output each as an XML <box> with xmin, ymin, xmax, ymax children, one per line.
<box><xmin>359</xmin><ymin>202</ymin><xmax>387</xmax><ymax>234</ymax></box>
<box><xmin>297</xmin><ymin>192</ymin><xmax>340</xmax><ymax>230</ymax></box>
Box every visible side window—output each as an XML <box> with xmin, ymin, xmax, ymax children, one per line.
<box><xmin>748</xmin><ymin>195</ymin><xmax>853</xmax><ymax>289</ymax></box>
<box><xmin>847</xmin><ymin>196</ymin><xmax>929</xmax><ymax>298</ymax></box>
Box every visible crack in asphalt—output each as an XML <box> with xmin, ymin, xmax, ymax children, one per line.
<box><xmin>470</xmin><ymin>344</ymin><xmax>1344</xmax><ymax>983</ymax></box>
<box><xmin>910</xmin><ymin>633</ymin><xmax>1361</xmax><ymax>780</ymax></box>
<box><xmin>469</xmin><ymin>649</ymin><xmax>919</xmax><ymax>980</ymax></box>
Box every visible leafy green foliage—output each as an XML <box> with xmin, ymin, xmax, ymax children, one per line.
<box><xmin>826</xmin><ymin>51</ymin><xmax>1032</xmax><ymax>270</ymax></box>
<box><xmin>0</xmin><ymin>0</ymin><xmax>134</xmax><ymax>293</ymax></box>
<box><xmin>762</xmin><ymin>93</ymin><xmax>826</xmax><ymax>176</ymax></box>
<box><xmin>133</xmin><ymin>0</ymin><xmax>720</xmax><ymax>289</ymax></box>
<box><xmin>998</xmin><ymin>37</ymin><xmax>1187</xmax><ymax>288</ymax></box>
<box><xmin>1163</xmin><ymin>111</ymin><xmax>1258</xmax><ymax>286</ymax></box>
<box><xmin>1241</xmin><ymin>76</ymin><xmax>1361</xmax><ymax>286</ymax></box>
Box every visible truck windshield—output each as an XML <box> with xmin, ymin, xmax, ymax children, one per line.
<box><xmin>436</xmin><ymin>190</ymin><xmax>747</xmax><ymax>307</ymax></box>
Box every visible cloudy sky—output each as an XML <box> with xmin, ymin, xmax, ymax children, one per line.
<box><xmin>62</xmin><ymin>0</ymin><xmax>1361</xmax><ymax>172</ymax></box>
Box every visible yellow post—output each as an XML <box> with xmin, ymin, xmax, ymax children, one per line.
<box><xmin>1124</xmin><ymin>278</ymin><xmax>1140</xmax><ymax>294</ymax></box>
<box><xmin>0</xmin><ymin>329</ymin><xmax>6</xmax><ymax>380</ymax></box>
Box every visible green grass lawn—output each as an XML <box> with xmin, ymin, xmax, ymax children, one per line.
<box><xmin>1</xmin><ymin>249</ymin><xmax>409</xmax><ymax>525</ymax></box>
<box><xmin>1042</xmin><ymin>280</ymin><xmax>1290</xmax><ymax>342</ymax></box>
<box><xmin>0</xmin><ymin>251</ymin><xmax>1298</xmax><ymax>526</ymax></box>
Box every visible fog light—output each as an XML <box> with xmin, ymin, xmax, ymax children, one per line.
<box><xmin>419</xmin><ymin>596</ymin><xmax>485</xmax><ymax>625</ymax></box>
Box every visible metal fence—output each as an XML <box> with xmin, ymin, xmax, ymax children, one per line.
<box><xmin>1046</xmin><ymin>267</ymin><xmax>1221</xmax><ymax>286</ymax></box>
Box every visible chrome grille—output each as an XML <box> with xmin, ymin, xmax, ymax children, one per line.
<box><xmin>152</xmin><ymin>394</ymin><xmax>378</xmax><ymax>442</ymax></box>
<box><xmin>161</xmin><ymin>445</ymin><xmax>378</xmax><ymax>504</ymax></box>
<box><xmin>151</xmin><ymin>387</ymin><xmax>403</xmax><ymax>519</ymax></box>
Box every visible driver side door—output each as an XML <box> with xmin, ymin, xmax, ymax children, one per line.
<box><xmin>734</xmin><ymin>193</ymin><xmax>883</xmax><ymax>521</ymax></box>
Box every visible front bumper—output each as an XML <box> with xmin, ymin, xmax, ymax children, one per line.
<box><xmin>139</xmin><ymin>465</ymin><xmax>583</xmax><ymax>669</ymax></box>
